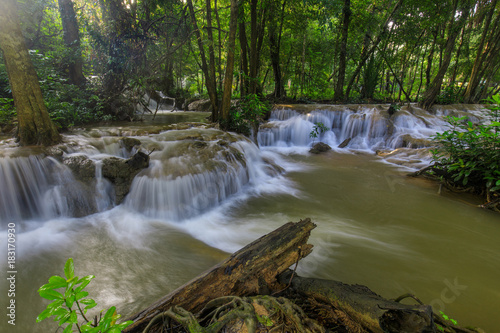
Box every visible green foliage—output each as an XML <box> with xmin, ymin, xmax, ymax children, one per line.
<box><xmin>0</xmin><ymin>98</ymin><xmax>15</xmax><ymax>124</ymax></box>
<box><xmin>439</xmin><ymin>311</ymin><xmax>458</xmax><ymax>325</ymax></box>
<box><xmin>435</xmin><ymin>85</ymin><xmax>463</xmax><ymax>105</ymax></box>
<box><xmin>37</xmin><ymin>258</ymin><xmax>133</xmax><ymax>333</ymax></box>
<box><xmin>431</xmin><ymin>95</ymin><xmax>500</xmax><ymax>194</ymax></box>
<box><xmin>28</xmin><ymin>50</ymin><xmax>108</xmax><ymax>129</ymax></box>
<box><xmin>223</xmin><ymin>94</ymin><xmax>271</xmax><ymax>135</ymax></box>
<box><xmin>309</xmin><ymin>122</ymin><xmax>328</xmax><ymax>143</ymax></box>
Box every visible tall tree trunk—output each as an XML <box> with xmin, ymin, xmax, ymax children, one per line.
<box><xmin>205</xmin><ymin>0</ymin><xmax>218</xmax><ymax>120</ymax></box>
<box><xmin>57</xmin><ymin>0</ymin><xmax>85</xmax><ymax>86</ymax></box>
<box><xmin>187</xmin><ymin>0</ymin><xmax>219</xmax><ymax>119</ymax></box>
<box><xmin>220</xmin><ymin>0</ymin><xmax>239</xmax><ymax>121</ymax></box>
<box><xmin>344</xmin><ymin>0</ymin><xmax>403</xmax><ymax>100</ymax></box>
<box><xmin>425</xmin><ymin>29</ymin><xmax>438</xmax><ymax>90</ymax></box>
<box><xmin>333</xmin><ymin>0</ymin><xmax>351</xmax><ymax>101</ymax></box>
<box><xmin>464</xmin><ymin>0</ymin><xmax>499</xmax><ymax>103</ymax></box>
<box><xmin>420</xmin><ymin>0</ymin><xmax>472</xmax><ymax>109</ymax></box>
<box><xmin>249</xmin><ymin>0</ymin><xmax>259</xmax><ymax>94</ymax></box>
<box><xmin>239</xmin><ymin>4</ymin><xmax>249</xmax><ymax>97</ymax></box>
<box><xmin>0</xmin><ymin>0</ymin><xmax>61</xmax><ymax>146</ymax></box>
<box><xmin>268</xmin><ymin>0</ymin><xmax>286</xmax><ymax>99</ymax></box>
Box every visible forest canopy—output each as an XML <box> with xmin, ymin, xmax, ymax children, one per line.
<box><xmin>1</xmin><ymin>0</ymin><xmax>499</xmax><ymax>130</ymax></box>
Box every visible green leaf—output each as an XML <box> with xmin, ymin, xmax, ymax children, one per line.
<box><xmin>75</xmin><ymin>291</ymin><xmax>89</xmax><ymax>300</ymax></box>
<box><xmin>39</xmin><ymin>289</ymin><xmax>64</xmax><ymax>300</ymax></box>
<box><xmin>36</xmin><ymin>308</ymin><xmax>54</xmax><ymax>323</ymax></box>
<box><xmin>75</xmin><ymin>275</ymin><xmax>95</xmax><ymax>293</ymax></box>
<box><xmin>47</xmin><ymin>276</ymin><xmax>68</xmax><ymax>289</ymax></box>
<box><xmin>64</xmin><ymin>258</ymin><xmax>75</xmax><ymax>280</ymax></box>
<box><xmin>62</xmin><ymin>324</ymin><xmax>73</xmax><ymax>333</ymax></box>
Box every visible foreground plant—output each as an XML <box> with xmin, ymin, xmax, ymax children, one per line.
<box><xmin>430</xmin><ymin>95</ymin><xmax>500</xmax><ymax>204</ymax></box>
<box><xmin>37</xmin><ymin>258</ymin><xmax>133</xmax><ymax>333</ymax></box>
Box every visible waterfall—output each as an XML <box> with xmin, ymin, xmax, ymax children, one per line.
<box><xmin>0</xmin><ymin>155</ymin><xmax>95</xmax><ymax>223</ymax></box>
<box><xmin>258</xmin><ymin>104</ymin><xmax>487</xmax><ymax>151</ymax></box>
<box><xmin>125</xmin><ymin>135</ymin><xmax>277</xmax><ymax>221</ymax></box>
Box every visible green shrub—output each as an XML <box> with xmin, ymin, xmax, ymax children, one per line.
<box><xmin>37</xmin><ymin>258</ymin><xmax>133</xmax><ymax>333</ymax></box>
<box><xmin>431</xmin><ymin>95</ymin><xmax>500</xmax><ymax>196</ymax></box>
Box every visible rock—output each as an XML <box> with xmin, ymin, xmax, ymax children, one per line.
<box><xmin>63</xmin><ymin>155</ymin><xmax>96</xmax><ymax>183</ymax></box>
<box><xmin>102</xmin><ymin>152</ymin><xmax>150</xmax><ymax>204</ymax></box>
<box><xmin>187</xmin><ymin>99</ymin><xmax>213</xmax><ymax>111</ymax></box>
<box><xmin>338</xmin><ymin>138</ymin><xmax>351</xmax><ymax>148</ymax></box>
<box><xmin>120</xmin><ymin>137</ymin><xmax>141</xmax><ymax>152</ymax></box>
<box><xmin>400</xmin><ymin>134</ymin><xmax>432</xmax><ymax>148</ymax></box>
<box><xmin>309</xmin><ymin>142</ymin><xmax>332</xmax><ymax>154</ymax></box>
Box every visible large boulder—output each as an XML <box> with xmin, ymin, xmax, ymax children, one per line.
<box><xmin>309</xmin><ymin>142</ymin><xmax>332</xmax><ymax>154</ymax></box>
<box><xmin>102</xmin><ymin>152</ymin><xmax>150</xmax><ymax>204</ymax></box>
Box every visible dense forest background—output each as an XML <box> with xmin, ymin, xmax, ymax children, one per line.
<box><xmin>1</xmin><ymin>0</ymin><xmax>500</xmax><ymax>132</ymax></box>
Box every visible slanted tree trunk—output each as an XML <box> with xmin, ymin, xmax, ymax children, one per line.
<box><xmin>57</xmin><ymin>0</ymin><xmax>85</xmax><ymax>86</ymax></box>
<box><xmin>463</xmin><ymin>0</ymin><xmax>498</xmax><ymax>103</ymax></box>
<box><xmin>344</xmin><ymin>0</ymin><xmax>403</xmax><ymax>101</ymax></box>
<box><xmin>333</xmin><ymin>0</ymin><xmax>351</xmax><ymax>101</ymax></box>
<box><xmin>220</xmin><ymin>0</ymin><xmax>239</xmax><ymax>122</ymax></box>
<box><xmin>123</xmin><ymin>219</ymin><xmax>316</xmax><ymax>332</ymax></box>
<box><xmin>419</xmin><ymin>0</ymin><xmax>472</xmax><ymax>109</ymax></box>
<box><xmin>0</xmin><ymin>0</ymin><xmax>61</xmax><ymax>146</ymax></box>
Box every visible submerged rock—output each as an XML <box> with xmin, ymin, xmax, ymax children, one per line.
<box><xmin>309</xmin><ymin>142</ymin><xmax>332</xmax><ymax>154</ymax></box>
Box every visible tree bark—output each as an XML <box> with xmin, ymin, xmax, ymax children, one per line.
<box><xmin>57</xmin><ymin>0</ymin><xmax>85</xmax><ymax>86</ymax></box>
<box><xmin>186</xmin><ymin>0</ymin><xmax>219</xmax><ymax>119</ymax></box>
<box><xmin>123</xmin><ymin>218</ymin><xmax>316</xmax><ymax>332</ymax></box>
<box><xmin>220</xmin><ymin>0</ymin><xmax>239</xmax><ymax>121</ymax></box>
<box><xmin>268</xmin><ymin>0</ymin><xmax>287</xmax><ymax>99</ymax></box>
<box><xmin>333</xmin><ymin>0</ymin><xmax>351</xmax><ymax>101</ymax></box>
<box><xmin>0</xmin><ymin>0</ymin><xmax>61</xmax><ymax>146</ymax></box>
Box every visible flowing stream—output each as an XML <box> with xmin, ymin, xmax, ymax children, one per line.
<box><xmin>0</xmin><ymin>106</ymin><xmax>499</xmax><ymax>332</ymax></box>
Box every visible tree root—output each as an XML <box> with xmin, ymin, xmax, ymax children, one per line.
<box><xmin>142</xmin><ymin>295</ymin><xmax>325</xmax><ymax>333</ymax></box>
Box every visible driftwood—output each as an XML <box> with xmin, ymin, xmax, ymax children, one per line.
<box><xmin>278</xmin><ymin>271</ymin><xmax>435</xmax><ymax>332</ymax></box>
<box><xmin>123</xmin><ymin>218</ymin><xmax>316</xmax><ymax>333</ymax></box>
<box><xmin>123</xmin><ymin>218</ymin><xmax>482</xmax><ymax>333</ymax></box>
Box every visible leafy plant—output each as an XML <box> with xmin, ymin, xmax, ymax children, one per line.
<box><xmin>37</xmin><ymin>258</ymin><xmax>133</xmax><ymax>333</ymax></box>
<box><xmin>223</xmin><ymin>94</ymin><xmax>271</xmax><ymax>137</ymax></box>
<box><xmin>431</xmin><ymin>95</ymin><xmax>500</xmax><ymax>198</ymax></box>
<box><xmin>309</xmin><ymin>122</ymin><xmax>329</xmax><ymax>144</ymax></box>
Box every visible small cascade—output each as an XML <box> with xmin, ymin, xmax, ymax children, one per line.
<box><xmin>258</xmin><ymin>104</ymin><xmax>487</xmax><ymax>152</ymax></box>
<box><xmin>125</xmin><ymin>130</ymin><xmax>278</xmax><ymax>221</ymax></box>
<box><xmin>0</xmin><ymin>155</ymin><xmax>95</xmax><ymax>223</ymax></box>
<box><xmin>94</xmin><ymin>160</ymin><xmax>115</xmax><ymax>212</ymax></box>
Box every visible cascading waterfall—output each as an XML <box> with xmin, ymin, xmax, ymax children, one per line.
<box><xmin>125</xmin><ymin>131</ymin><xmax>279</xmax><ymax>220</ymax></box>
<box><xmin>258</xmin><ymin>104</ymin><xmax>487</xmax><ymax>152</ymax></box>
<box><xmin>0</xmin><ymin>155</ymin><xmax>95</xmax><ymax>223</ymax></box>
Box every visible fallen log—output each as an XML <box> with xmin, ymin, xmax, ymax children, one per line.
<box><xmin>123</xmin><ymin>218</ymin><xmax>316</xmax><ymax>333</ymax></box>
<box><xmin>278</xmin><ymin>271</ymin><xmax>434</xmax><ymax>332</ymax></box>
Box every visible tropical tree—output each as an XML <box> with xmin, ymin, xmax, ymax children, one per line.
<box><xmin>0</xmin><ymin>0</ymin><xmax>60</xmax><ymax>146</ymax></box>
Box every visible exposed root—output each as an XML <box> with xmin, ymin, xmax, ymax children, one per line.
<box><xmin>143</xmin><ymin>295</ymin><xmax>325</xmax><ymax>333</ymax></box>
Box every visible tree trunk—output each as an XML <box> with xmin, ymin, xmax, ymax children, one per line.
<box><xmin>334</xmin><ymin>0</ymin><xmax>351</xmax><ymax>101</ymax></box>
<box><xmin>187</xmin><ymin>0</ymin><xmax>219</xmax><ymax>120</ymax></box>
<box><xmin>420</xmin><ymin>0</ymin><xmax>471</xmax><ymax>110</ymax></box>
<box><xmin>220</xmin><ymin>0</ymin><xmax>239</xmax><ymax>122</ymax></box>
<box><xmin>205</xmin><ymin>0</ymin><xmax>218</xmax><ymax>120</ymax></box>
<box><xmin>344</xmin><ymin>0</ymin><xmax>403</xmax><ymax>101</ymax></box>
<box><xmin>249</xmin><ymin>0</ymin><xmax>259</xmax><ymax>94</ymax></box>
<box><xmin>123</xmin><ymin>218</ymin><xmax>316</xmax><ymax>333</ymax></box>
<box><xmin>239</xmin><ymin>4</ymin><xmax>249</xmax><ymax>97</ymax></box>
<box><xmin>57</xmin><ymin>0</ymin><xmax>85</xmax><ymax>86</ymax></box>
<box><xmin>0</xmin><ymin>0</ymin><xmax>61</xmax><ymax>146</ymax></box>
<box><xmin>268</xmin><ymin>0</ymin><xmax>287</xmax><ymax>99</ymax></box>
<box><xmin>463</xmin><ymin>0</ymin><xmax>498</xmax><ymax>103</ymax></box>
